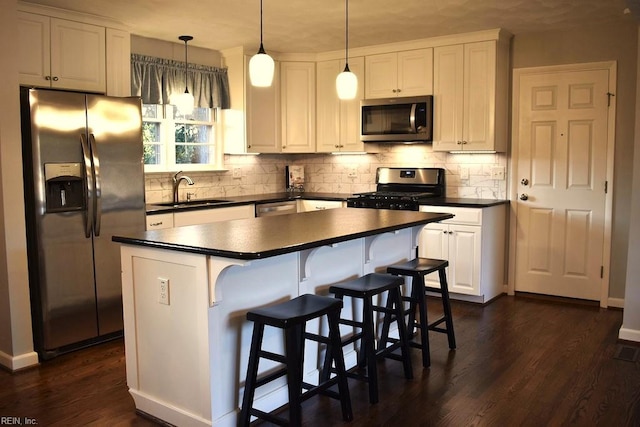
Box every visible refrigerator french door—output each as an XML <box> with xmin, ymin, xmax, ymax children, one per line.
<box><xmin>21</xmin><ymin>88</ymin><xmax>145</xmax><ymax>359</ymax></box>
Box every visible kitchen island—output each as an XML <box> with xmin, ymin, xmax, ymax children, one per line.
<box><xmin>113</xmin><ymin>208</ymin><xmax>453</xmax><ymax>426</ymax></box>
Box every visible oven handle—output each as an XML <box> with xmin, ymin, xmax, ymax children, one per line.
<box><xmin>410</xmin><ymin>103</ymin><xmax>417</xmax><ymax>134</ymax></box>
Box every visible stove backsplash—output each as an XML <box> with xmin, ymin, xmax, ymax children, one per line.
<box><xmin>144</xmin><ymin>146</ymin><xmax>507</xmax><ymax>204</ymax></box>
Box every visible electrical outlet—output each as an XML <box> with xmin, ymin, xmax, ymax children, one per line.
<box><xmin>232</xmin><ymin>167</ymin><xmax>242</xmax><ymax>179</ymax></box>
<box><xmin>347</xmin><ymin>167</ymin><xmax>358</xmax><ymax>178</ymax></box>
<box><xmin>459</xmin><ymin>167</ymin><xmax>469</xmax><ymax>180</ymax></box>
<box><xmin>491</xmin><ymin>166</ymin><xmax>506</xmax><ymax>180</ymax></box>
<box><xmin>158</xmin><ymin>278</ymin><xmax>170</xmax><ymax>305</ymax></box>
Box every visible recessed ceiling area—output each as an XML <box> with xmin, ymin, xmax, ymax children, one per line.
<box><xmin>21</xmin><ymin>0</ymin><xmax>638</xmax><ymax>53</ymax></box>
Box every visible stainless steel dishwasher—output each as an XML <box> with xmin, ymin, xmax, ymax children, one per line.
<box><xmin>255</xmin><ymin>200</ymin><xmax>298</xmax><ymax>217</ymax></box>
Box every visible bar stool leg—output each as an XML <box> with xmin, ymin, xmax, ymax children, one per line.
<box><xmin>285</xmin><ymin>324</ymin><xmax>304</xmax><ymax>426</ymax></box>
<box><xmin>239</xmin><ymin>322</ymin><xmax>265</xmax><ymax>427</ymax></box>
<box><xmin>412</xmin><ymin>274</ymin><xmax>431</xmax><ymax>368</ymax></box>
<box><xmin>438</xmin><ymin>268</ymin><xmax>456</xmax><ymax>349</ymax></box>
<box><xmin>390</xmin><ymin>286</ymin><xmax>413</xmax><ymax>379</ymax></box>
<box><xmin>362</xmin><ymin>296</ymin><xmax>378</xmax><ymax>404</ymax></box>
<box><xmin>327</xmin><ymin>308</ymin><xmax>354</xmax><ymax>421</ymax></box>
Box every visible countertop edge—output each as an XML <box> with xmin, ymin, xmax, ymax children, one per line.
<box><xmin>114</xmin><ymin>212</ymin><xmax>454</xmax><ymax>260</ymax></box>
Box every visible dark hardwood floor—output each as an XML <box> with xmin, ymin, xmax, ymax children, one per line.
<box><xmin>1</xmin><ymin>295</ymin><xmax>639</xmax><ymax>426</ymax></box>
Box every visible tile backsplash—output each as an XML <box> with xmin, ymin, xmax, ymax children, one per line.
<box><xmin>144</xmin><ymin>145</ymin><xmax>508</xmax><ymax>204</ymax></box>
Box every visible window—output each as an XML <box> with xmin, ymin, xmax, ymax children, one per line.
<box><xmin>142</xmin><ymin>104</ymin><xmax>223</xmax><ymax>172</ymax></box>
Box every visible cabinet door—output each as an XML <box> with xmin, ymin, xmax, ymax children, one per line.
<box><xmin>50</xmin><ymin>18</ymin><xmax>106</xmax><ymax>92</ymax></box>
<box><xmin>364</xmin><ymin>53</ymin><xmax>397</xmax><ymax>99</ymax></box>
<box><xmin>105</xmin><ymin>28</ymin><xmax>131</xmax><ymax>96</ymax></box>
<box><xmin>418</xmin><ymin>223</ymin><xmax>449</xmax><ymax>288</ymax></box>
<box><xmin>173</xmin><ymin>205</ymin><xmax>255</xmax><ymax>227</ymax></box>
<box><xmin>18</xmin><ymin>12</ymin><xmax>51</xmax><ymax>87</ymax></box>
<box><xmin>316</xmin><ymin>60</ymin><xmax>341</xmax><ymax>152</ymax></box>
<box><xmin>463</xmin><ymin>41</ymin><xmax>496</xmax><ymax>151</ymax></box>
<box><xmin>432</xmin><ymin>44</ymin><xmax>464</xmax><ymax>151</ymax></box>
<box><xmin>280</xmin><ymin>62</ymin><xmax>316</xmax><ymax>153</ymax></box>
<box><xmin>397</xmin><ymin>49</ymin><xmax>433</xmax><ymax>96</ymax></box>
<box><xmin>339</xmin><ymin>57</ymin><xmax>365</xmax><ymax>152</ymax></box>
<box><xmin>247</xmin><ymin>57</ymin><xmax>281</xmax><ymax>153</ymax></box>
<box><xmin>448</xmin><ymin>224</ymin><xmax>481</xmax><ymax>295</ymax></box>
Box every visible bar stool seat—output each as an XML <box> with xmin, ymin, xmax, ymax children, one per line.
<box><xmin>386</xmin><ymin>258</ymin><xmax>456</xmax><ymax>368</ymax></box>
<box><xmin>323</xmin><ymin>273</ymin><xmax>413</xmax><ymax>404</ymax></box>
<box><xmin>239</xmin><ymin>294</ymin><xmax>352</xmax><ymax>427</ymax></box>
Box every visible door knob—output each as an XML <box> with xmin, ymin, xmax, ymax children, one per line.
<box><xmin>521</xmin><ymin>178</ymin><xmax>529</xmax><ymax>186</ymax></box>
<box><xmin>520</xmin><ymin>193</ymin><xmax>529</xmax><ymax>201</ymax></box>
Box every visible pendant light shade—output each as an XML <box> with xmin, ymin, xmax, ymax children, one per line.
<box><xmin>336</xmin><ymin>0</ymin><xmax>358</xmax><ymax>100</ymax></box>
<box><xmin>249</xmin><ymin>0</ymin><xmax>275</xmax><ymax>87</ymax></box>
<box><xmin>171</xmin><ymin>35</ymin><xmax>195</xmax><ymax>115</ymax></box>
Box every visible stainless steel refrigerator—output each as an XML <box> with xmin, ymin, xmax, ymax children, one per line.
<box><xmin>20</xmin><ymin>88</ymin><xmax>146</xmax><ymax>359</ymax></box>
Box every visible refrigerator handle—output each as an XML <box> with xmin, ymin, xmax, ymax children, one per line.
<box><xmin>80</xmin><ymin>134</ymin><xmax>94</xmax><ymax>238</ymax></box>
<box><xmin>89</xmin><ymin>133</ymin><xmax>102</xmax><ymax>237</ymax></box>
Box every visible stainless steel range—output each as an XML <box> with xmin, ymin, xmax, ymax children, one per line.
<box><xmin>347</xmin><ymin>167</ymin><xmax>445</xmax><ymax>210</ymax></box>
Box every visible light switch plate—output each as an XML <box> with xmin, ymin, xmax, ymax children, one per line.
<box><xmin>491</xmin><ymin>166</ymin><xmax>506</xmax><ymax>180</ymax></box>
<box><xmin>459</xmin><ymin>167</ymin><xmax>469</xmax><ymax>180</ymax></box>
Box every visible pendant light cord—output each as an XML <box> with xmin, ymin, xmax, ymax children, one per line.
<box><xmin>184</xmin><ymin>39</ymin><xmax>188</xmax><ymax>93</ymax></box>
<box><xmin>344</xmin><ymin>0</ymin><xmax>350</xmax><ymax>72</ymax></box>
<box><xmin>257</xmin><ymin>0</ymin><xmax>266</xmax><ymax>54</ymax></box>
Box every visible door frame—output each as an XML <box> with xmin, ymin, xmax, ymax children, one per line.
<box><xmin>508</xmin><ymin>61</ymin><xmax>617</xmax><ymax>308</ymax></box>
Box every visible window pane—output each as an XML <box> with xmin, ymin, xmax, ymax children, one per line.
<box><xmin>175</xmin><ymin>144</ymin><xmax>215</xmax><ymax>164</ymax></box>
<box><xmin>142</xmin><ymin>104</ymin><xmax>161</xmax><ymax>119</ymax></box>
<box><xmin>143</xmin><ymin>144</ymin><xmax>162</xmax><ymax>165</ymax></box>
<box><xmin>143</xmin><ymin>122</ymin><xmax>161</xmax><ymax>142</ymax></box>
<box><xmin>174</xmin><ymin>124</ymin><xmax>212</xmax><ymax>143</ymax></box>
<box><xmin>171</xmin><ymin>105</ymin><xmax>211</xmax><ymax>122</ymax></box>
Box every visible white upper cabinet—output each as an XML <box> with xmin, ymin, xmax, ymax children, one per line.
<box><xmin>316</xmin><ymin>57</ymin><xmax>365</xmax><ymax>153</ymax></box>
<box><xmin>221</xmin><ymin>49</ymin><xmax>280</xmax><ymax>154</ymax></box>
<box><xmin>432</xmin><ymin>40</ymin><xmax>509</xmax><ymax>152</ymax></box>
<box><xmin>18</xmin><ymin>12</ymin><xmax>106</xmax><ymax>93</ymax></box>
<box><xmin>365</xmin><ymin>49</ymin><xmax>433</xmax><ymax>99</ymax></box>
<box><xmin>280</xmin><ymin>61</ymin><xmax>316</xmax><ymax>153</ymax></box>
<box><xmin>105</xmin><ymin>28</ymin><xmax>131</xmax><ymax>97</ymax></box>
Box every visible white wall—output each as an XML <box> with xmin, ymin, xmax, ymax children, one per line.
<box><xmin>0</xmin><ymin>0</ymin><xmax>38</xmax><ymax>370</ymax></box>
<box><xmin>620</xmin><ymin>24</ymin><xmax>640</xmax><ymax>342</ymax></box>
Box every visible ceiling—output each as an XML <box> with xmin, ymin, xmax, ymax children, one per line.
<box><xmin>22</xmin><ymin>0</ymin><xmax>638</xmax><ymax>54</ymax></box>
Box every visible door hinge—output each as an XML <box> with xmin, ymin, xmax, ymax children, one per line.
<box><xmin>604</xmin><ymin>180</ymin><xmax>608</xmax><ymax>194</ymax></box>
<box><xmin>601</xmin><ymin>266</ymin><xmax>604</xmax><ymax>278</ymax></box>
<box><xmin>607</xmin><ymin>92</ymin><xmax>615</xmax><ymax>107</ymax></box>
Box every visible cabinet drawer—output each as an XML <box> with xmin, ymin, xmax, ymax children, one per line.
<box><xmin>419</xmin><ymin>206</ymin><xmax>482</xmax><ymax>225</ymax></box>
<box><xmin>146</xmin><ymin>213</ymin><xmax>174</xmax><ymax>230</ymax></box>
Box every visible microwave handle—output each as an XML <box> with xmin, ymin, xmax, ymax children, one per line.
<box><xmin>410</xmin><ymin>103</ymin><xmax>417</xmax><ymax>133</ymax></box>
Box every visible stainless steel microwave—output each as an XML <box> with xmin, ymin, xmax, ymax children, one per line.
<box><xmin>360</xmin><ymin>95</ymin><xmax>433</xmax><ymax>143</ymax></box>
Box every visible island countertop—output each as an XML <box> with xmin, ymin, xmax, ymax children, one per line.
<box><xmin>113</xmin><ymin>208</ymin><xmax>453</xmax><ymax>260</ymax></box>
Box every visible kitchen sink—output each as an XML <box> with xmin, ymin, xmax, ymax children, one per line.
<box><xmin>152</xmin><ymin>199</ymin><xmax>231</xmax><ymax>208</ymax></box>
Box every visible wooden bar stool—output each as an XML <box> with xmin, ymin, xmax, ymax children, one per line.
<box><xmin>385</xmin><ymin>258</ymin><xmax>456</xmax><ymax>368</ymax></box>
<box><xmin>239</xmin><ymin>294</ymin><xmax>353</xmax><ymax>427</ymax></box>
<box><xmin>322</xmin><ymin>273</ymin><xmax>413</xmax><ymax>404</ymax></box>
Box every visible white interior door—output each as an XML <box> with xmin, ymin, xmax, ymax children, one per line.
<box><xmin>514</xmin><ymin>66</ymin><xmax>611</xmax><ymax>301</ymax></box>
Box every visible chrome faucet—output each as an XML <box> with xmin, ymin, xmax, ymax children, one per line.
<box><xmin>172</xmin><ymin>171</ymin><xmax>194</xmax><ymax>204</ymax></box>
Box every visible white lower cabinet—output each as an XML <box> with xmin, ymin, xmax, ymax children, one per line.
<box><xmin>146</xmin><ymin>213</ymin><xmax>174</xmax><ymax>230</ymax></box>
<box><xmin>297</xmin><ymin>200</ymin><xmax>345</xmax><ymax>212</ymax></box>
<box><xmin>172</xmin><ymin>204</ymin><xmax>255</xmax><ymax>227</ymax></box>
<box><xmin>418</xmin><ymin>204</ymin><xmax>506</xmax><ymax>303</ymax></box>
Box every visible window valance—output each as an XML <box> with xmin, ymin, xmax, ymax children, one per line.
<box><xmin>131</xmin><ymin>54</ymin><xmax>230</xmax><ymax>109</ymax></box>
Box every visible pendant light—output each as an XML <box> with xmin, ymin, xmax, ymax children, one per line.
<box><xmin>171</xmin><ymin>35</ymin><xmax>195</xmax><ymax>115</ymax></box>
<box><xmin>336</xmin><ymin>0</ymin><xmax>358</xmax><ymax>100</ymax></box>
<box><xmin>249</xmin><ymin>0</ymin><xmax>275</xmax><ymax>87</ymax></box>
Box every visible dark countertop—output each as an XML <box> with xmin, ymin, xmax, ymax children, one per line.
<box><xmin>146</xmin><ymin>192</ymin><xmax>349</xmax><ymax>214</ymax></box>
<box><xmin>115</xmin><ymin>208</ymin><xmax>454</xmax><ymax>260</ymax></box>
<box><xmin>419</xmin><ymin>198</ymin><xmax>509</xmax><ymax>208</ymax></box>
<box><xmin>146</xmin><ymin>192</ymin><xmax>508</xmax><ymax>214</ymax></box>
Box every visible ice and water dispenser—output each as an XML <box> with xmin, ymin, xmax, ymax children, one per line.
<box><xmin>44</xmin><ymin>163</ymin><xmax>85</xmax><ymax>212</ymax></box>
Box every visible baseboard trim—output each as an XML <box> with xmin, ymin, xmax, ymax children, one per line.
<box><xmin>608</xmin><ymin>297</ymin><xmax>625</xmax><ymax>308</ymax></box>
<box><xmin>0</xmin><ymin>349</ymin><xmax>39</xmax><ymax>371</ymax></box>
<box><xmin>618</xmin><ymin>327</ymin><xmax>640</xmax><ymax>343</ymax></box>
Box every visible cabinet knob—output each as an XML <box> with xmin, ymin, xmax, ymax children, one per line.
<box><xmin>443</xmin><ymin>230</ymin><xmax>447</xmax><ymax>234</ymax></box>
<box><xmin>53</xmin><ymin>76</ymin><xmax>59</xmax><ymax>81</ymax></box>
<box><xmin>462</xmin><ymin>140</ymin><xmax>468</xmax><ymax>145</ymax></box>
<box><xmin>392</xmin><ymin>89</ymin><xmax>397</xmax><ymax>93</ymax></box>
<box><xmin>45</xmin><ymin>76</ymin><xmax>51</xmax><ymax>81</ymax></box>
<box><xmin>335</xmin><ymin>145</ymin><xmax>340</xmax><ymax>148</ymax></box>
<box><xmin>520</xmin><ymin>193</ymin><xmax>529</xmax><ymax>201</ymax></box>
<box><xmin>449</xmin><ymin>231</ymin><xmax>454</xmax><ymax>234</ymax></box>
<box><xmin>521</xmin><ymin>178</ymin><xmax>529</xmax><ymax>186</ymax></box>
<box><xmin>397</xmin><ymin>88</ymin><xmax>401</xmax><ymax>93</ymax></box>
<box><xmin>457</xmin><ymin>141</ymin><xmax>462</xmax><ymax>145</ymax></box>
